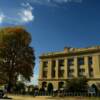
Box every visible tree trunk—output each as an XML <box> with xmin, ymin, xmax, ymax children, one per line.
<box><xmin>7</xmin><ymin>82</ymin><xmax>13</xmax><ymax>93</ymax></box>
<box><xmin>7</xmin><ymin>73</ymin><xmax>14</xmax><ymax>93</ymax></box>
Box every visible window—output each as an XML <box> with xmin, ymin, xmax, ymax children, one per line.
<box><xmin>59</xmin><ymin>70</ymin><xmax>64</xmax><ymax>77</ymax></box>
<box><xmin>78</xmin><ymin>57</ymin><xmax>84</xmax><ymax>65</ymax></box>
<box><xmin>88</xmin><ymin>57</ymin><xmax>93</xmax><ymax>77</ymax></box>
<box><xmin>69</xmin><ymin>69</ymin><xmax>74</xmax><ymax>73</ymax></box>
<box><xmin>59</xmin><ymin>82</ymin><xmax>64</xmax><ymax>89</ymax></box>
<box><xmin>42</xmin><ymin>62</ymin><xmax>48</xmax><ymax>78</ymax></box>
<box><xmin>79</xmin><ymin>68</ymin><xmax>85</xmax><ymax>72</ymax></box>
<box><xmin>90</xmin><ymin>67</ymin><xmax>93</xmax><ymax>71</ymax></box>
<box><xmin>43</xmin><ymin>71</ymin><xmax>47</xmax><ymax>78</ymax></box>
<box><xmin>59</xmin><ymin>59</ymin><xmax>64</xmax><ymax>66</ymax></box>
<box><xmin>78</xmin><ymin>69</ymin><xmax>85</xmax><ymax>77</ymax></box>
<box><xmin>90</xmin><ymin>72</ymin><xmax>93</xmax><ymax>77</ymax></box>
<box><xmin>89</xmin><ymin>67</ymin><xmax>94</xmax><ymax>77</ymax></box>
<box><xmin>68</xmin><ymin>73</ymin><xmax>74</xmax><ymax>78</ymax></box>
<box><xmin>42</xmin><ymin>82</ymin><xmax>47</xmax><ymax>88</ymax></box>
<box><xmin>52</xmin><ymin>60</ymin><xmax>56</xmax><ymax>67</ymax></box>
<box><xmin>43</xmin><ymin>61</ymin><xmax>48</xmax><ymax>71</ymax></box>
<box><xmin>43</xmin><ymin>61</ymin><xmax>48</xmax><ymax>68</ymax></box>
<box><xmin>52</xmin><ymin>60</ymin><xmax>56</xmax><ymax>71</ymax></box>
<box><xmin>52</xmin><ymin>70</ymin><xmax>55</xmax><ymax>78</ymax></box>
<box><xmin>68</xmin><ymin>58</ymin><xmax>74</xmax><ymax>66</ymax></box>
<box><xmin>88</xmin><ymin>56</ymin><xmax>92</xmax><ymax>65</ymax></box>
<box><xmin>51</xmin><ymin>60</ymin><xmax>56</xmax><ymax>78</ymax></box>
<box><xmin>78</xmin><ymin>73</ymin><xmax>84</xmax><ymax>77</ymax></box>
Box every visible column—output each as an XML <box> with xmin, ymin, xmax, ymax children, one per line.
<box><xmin>84</xmin><ymin>56</ymin><xmax>89</xmax><ymax>78</ymax></box>
<box><xmin>74</xmin><ymin>57</ymin><xmax>78</xmax><ymax>77</ymax></box>
<box><xmin>64</xmin><ymin>58</ymin><xmax>68</xmax><ymax>79</ymax></box>
<box><xmin>39</xmin><ymin>61</ymin><xmax>43</xmax><ymax>79</ymax></box>
<box><xmin>93</xmin><ymin>55</ymin><xmax>100</xmax><ymax>78</ymax></box>
<box><xmin>38</xmin><ymin>81</ymin><xmax>42</xmax><ymax>89</ymax></box>
<box><xmin>56</xmin><ymin>59</ymin><xmax>59</xmax><ymax>79</ymax></box>
<box><xmin>47</xmin><ymin>59</ymin><xmax>52</xmax><ymax>79</ymax></box>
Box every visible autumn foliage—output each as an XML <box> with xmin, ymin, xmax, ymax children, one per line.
<box><xmin>0</xmin><ymin>26</ymin><xmax>35</xmax><ymax>92</ymax></box>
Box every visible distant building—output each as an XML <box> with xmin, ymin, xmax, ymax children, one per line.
<box><xmin>38</xmin><ymin>46</ymin><xmax>100</xmax><ymax>90</ymax></box>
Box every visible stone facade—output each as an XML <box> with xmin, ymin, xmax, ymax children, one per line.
<box><xmin>38</xmin><ymin>46</ymin><xmax>100</xmax><ymax>90</ymax></box>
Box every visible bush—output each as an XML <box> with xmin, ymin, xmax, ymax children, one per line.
<box><xmin>65</xmin><ymin>77</ymin><xmax>88</xmax><ymax>93</ymax></box>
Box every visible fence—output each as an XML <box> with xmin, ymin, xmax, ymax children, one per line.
<box><xmin>33</xmin><ymin>91</ymin><xmax>100</xmax><ymax>97</ymax></box>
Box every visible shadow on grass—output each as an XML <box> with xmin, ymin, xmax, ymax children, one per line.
<box><xmin>46</xmin><ymin>96</ymin><xmax>69</xmax><ymax>100</ymax></box>
<box><xmin>0</xmin><ymin>97</ymin><xmax>12</xmax><ymax>99</ymax></box>
<box><xmin>46</xmin><ymin>96</ymin><xmax>100</xmax><ymax>100</ymax></box>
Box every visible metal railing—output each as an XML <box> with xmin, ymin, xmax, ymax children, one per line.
<box><xmin>32</xmin><ymin>91</ymin><xmax>100</xmax><ymax>97</ymax></box>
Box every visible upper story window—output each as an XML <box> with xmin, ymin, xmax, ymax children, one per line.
<box><xmin>89</xmin><ymin>67</ymin><xmax>94</xmax><ymax>77</ymax></box>
<box><xmin>52</xmin><ymin>60</ymin><xmax>56</xmax><ymax>68</ymax></box>
<box><xmin>79</xmin><ymin>68</ymin><xmax>85</xmax><ymax>72</ymax></box>
<box><xmin>59</xmin><ymin>70</ymin><xmax>64</xmax><ymax>77</ymax></box>
<box><xmin>89</xmin><ymin>71</ymin><xmax>94</xmax><ymax>77</ymax></box>
<box><xmin>43</xmin><ymin>71</ymin><xmax>47</xmax><ymax>78</ymax></box>
<box><xmin>78</xmin><ymin>74</ymin><xmax>84</xmax><ymax>77</ymax></box>
<box><xmin>43</xmin><ymin>61</ymin><xmax>48</xmax><ymax>68</ymax></box>
<box><xmin>52</xmin><ymin>70</ymin><xmax>55</xmax><ymax>78</ymax></box>
<box><xmin>90</xmin><ymin>67</ymin><xmax>93</xmax><ymax>72</ymax></box>
<box><xmin>59</xmin><ymin>59</ymin><xmax>64</xmax><ymax>66</ymax></box>
<box><xmin>69</xmin><ymin>69</ymin><xmax>74</xmax><ymax>73</ymax></box>
<box><xmin>78</xmin><ymin>57</ymin><xmax>84</xmax><ymax>65</ymax></box>
<box><xmin>68</xmin><ymin>58</ymin><xmax>74</xmax><ymax>66</ymax></box>
<box><xmin>68</xmin><ymin>73</ymin><xmax>74</xmax><ymax>78</ymax></box>
<box><xmin>88</xmin><ymin>56</ymin><xmax>93</xmax><ymax>65</ymax></box>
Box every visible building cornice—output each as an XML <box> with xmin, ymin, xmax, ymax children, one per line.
<box><xmin>40</xmin><ymin>46</ymin><xmax>100</xmax><ymax>59</ymax></box>
<box><xmin>38</xmin><ymin>78</ymin><xmax>100</xmax><ymax>81</ymax></box>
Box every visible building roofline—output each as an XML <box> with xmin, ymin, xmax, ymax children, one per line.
<box><xmin>39</xmin><ymin>46</ymin><xmax>100</xmax><ymax>59</ymax></box>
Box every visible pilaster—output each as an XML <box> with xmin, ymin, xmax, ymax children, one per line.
<box><xmin>74</xmin><ymin>57</ymin><xmax>78</xmax><ymax>77</ymax></box>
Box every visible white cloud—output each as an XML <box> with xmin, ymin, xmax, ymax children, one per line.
<box><xmin>26</xmin><ymin>0</ymin><xmax>82</xmax><ymax>6</ymax></box>
<box><xmin>26</xmin><ymin>0</ymin><xmax>58</xmax><ymax>7</ymax></box>
<box><xmin>19</xmin><ymin>9</ymin><xmax>34</xmax><ymax>23</ymax></box>
<box><xmin>0</xmin><ymin>3</ymin><xmax>34</xmax><ymax>25</ymax></box>
<box><xmin>0</xmin><ymin>12</ymin><xmax>5</xmax><ymax>24</ymax></box>
<box><xmin>21</xmin><ymin>2</ymin><xmax>33</xmax><ymax>10</ymax></box>
<box><xmin>18</xmin><ymin>3</ymin><xmax>34</xmax><ymax>23</ymax></box>
<box><xmin>53</xmin><ymin>0</ymin><xmax>82</xmax><ymax>3</ymax></box>
<box><xmin>0</xmin><ymin>0</ymin><xmax>82</xmax><ymax>25</ymax></box>
<box><xmin>19</xmin><ymin>0</ymin><xmax>83</xmax><ymax>8</ymax></box>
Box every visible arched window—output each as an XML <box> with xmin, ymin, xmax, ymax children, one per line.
<box><xmin>47</xmin><ymin>83</ymin><xmax>53</xmax><ymax>93</ymax></box>
<box><xmin>42</xmin><ymin>82</ymin><xmax>47</xmax><ymax>89</ymax></box>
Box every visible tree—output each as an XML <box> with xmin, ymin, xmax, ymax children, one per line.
<box><xmin>0</xmin><ymin>26</ymin><xmax>35</xmax><ymax>92</ymax></box>
<box><xmin>65</xmin><ymin>77</ymin><xmax>88</xmax><ymax>93</ymax></box>
<box><xmin>14</xmin><ymin>81</ymin><xmax>25</xmax><ymax>94</ymax></box>
<box><xmin>27</xmin><ymin>85</ymin><xmax>35</xmax><ymax>95</ymax></box>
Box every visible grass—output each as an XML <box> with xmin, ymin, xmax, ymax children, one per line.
<box><xmin>7</xmin><ymin>95</ymin><xmax>100</xmax><ymax>100</ymax></box>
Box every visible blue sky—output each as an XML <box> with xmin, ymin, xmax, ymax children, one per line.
<box><xmin>0</xmin><ymin>0</ymin><xmax>100</xmax><ymax>85</ymax></box>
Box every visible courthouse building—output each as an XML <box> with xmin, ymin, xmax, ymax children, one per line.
<box><xmin>38</xmin><ymin>46</ymin><xmax>100</xmax><ymax>90</ymax></box>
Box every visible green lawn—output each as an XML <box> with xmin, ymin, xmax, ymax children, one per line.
<box><xmin>8</xmin><ymin>95</ymin><xmax>100</xmax><ymax>100</ymax></box>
